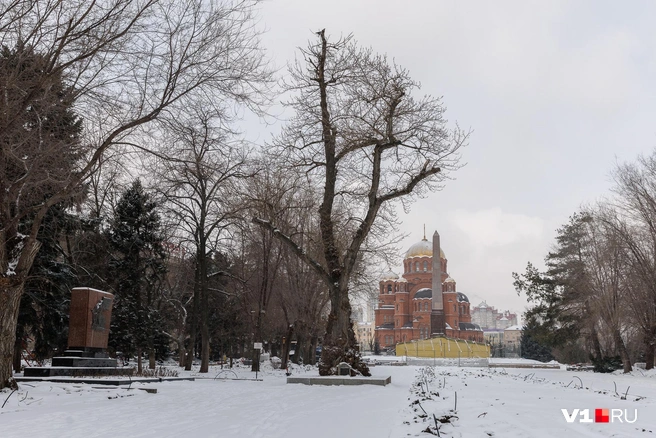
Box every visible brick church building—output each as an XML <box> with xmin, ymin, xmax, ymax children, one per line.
<box><xmin>374</xmin><ymin>231</ymin><xmax>484</xmax><ymax>348</ymax></box>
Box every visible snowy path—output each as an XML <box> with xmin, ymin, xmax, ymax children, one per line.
<box><xmin>2</xmin><ymin>364</ymin><xmax>655</xmax><ymax>437</ymax></box>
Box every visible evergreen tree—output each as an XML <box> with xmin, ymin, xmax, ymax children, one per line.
<box><xmin>107</xmin><ymin>180</ymin><xmax>166</xmax><ymax>371</ymax></box>
<box><xmin>520</xmin><ymin>317</ymin><xmax>555</xmax><ymax>362</ymax></box>
<box><xmin>513</xmin><ymin>213</ymin><xmax>600</xmax><ymax>361</ymax></box>
<box><xmin>15</xmin><ymin>205</ymin><xmax>79</xmax><ymax>371</ymax></box>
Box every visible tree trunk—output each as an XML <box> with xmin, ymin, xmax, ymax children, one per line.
<box><xmin>251</xmin><ymin>347</ymin><xmax>260</xmax><ymax>372</ymax></box>
<box><xmin>294</xmin><ymin>336</ymin><xmax>305</xmax><ymax>365</ymax></box>
<box><xmin>178</xmin><ymin>339</ymin><xmax>186</xmax><ymax>368</ymax></box>
<box><xmin>200</xmin><ymin>326</ymin><xmax>210</xmax><ymax>373</ymax></box>
<box><xmin>613</xmin><ymin>329</ymin><xmax>632</xmax><ymax>373</ymax></box>
<box><xmin>251</xmin><ymin>310</ymin><xmax>262</xmax><ymax>372</ymax></box>
<box><xmin>199</xmin><ymin>258</ymin><xmax>210</xmax><ymax>373</ymax></box>
<box><xmin>590</xmin><ymin>325</ymin><xmax>603</xmax><ymax>362</ymax></box>
<box><xmin>137</xmin><ymin>348</ymin><xmax>143</xmax><ymax>374</ymax></box>
<box><xmin>185</xmin><ymin>263</ymin><xmax>201</xmax><ymax>371</ymax></box>
<box><xmin>13</xmin><ymin>336</ymin><xmax>22</xmax><ymax>373</ymax></box>
<box><xmin>645</xmin><ymin>327</ymin><xmax>656</xmax><ymax>370</ymax></box>
<box><xmin>148</xmin><ymin>348</ymin><xmax>156</xmax><ymax>370</ymax></box>
<box><xmin>319</xmin><ymin>284</ymin><xmax>369</xmax><ymax>376</ymax></box>
<box><xmin>0</xmin><ymin>280</ymin><xmax>25</xmax><ymax>388</ymax></box>
<box><xmin>307</xmin><ymin>336</ymin><xmax>318</xmax><ymax>366</ymax></box>
<box><xmin>645</xmin><ymin>341</ymin><xmax>655</xmax><ymax>371</ymax></box>
<box><xmin>324</xmin><ymin>285</ymin><xmax>357</xmax><ymax>349</ymax></box>
<box><xmin>281</xmin><ymin>325</ymin><xmax>294</xmax><ymax>370</ymax></box>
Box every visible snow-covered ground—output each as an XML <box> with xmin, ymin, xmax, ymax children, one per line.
<box><xmin>2</xmin><ymin>359</ymin><xmax>655</xmax><ymax>437</ymax></box>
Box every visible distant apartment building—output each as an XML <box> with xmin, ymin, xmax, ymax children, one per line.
<box><xmin>503</xmin><ymin>325</ymin><xmax>522</xmax><ymax>350</ymax></box>
<box><xmin>356</xmin><ymin>321</ymin><xmax>375</xmax><ymax>352</ymax></box>
<box><xmin>471</xmin><ymin>301</ymin><xmax>518</xmax><ymax>330</ymax></box>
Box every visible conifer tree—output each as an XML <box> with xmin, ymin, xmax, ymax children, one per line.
<box><xmin>107</xmin><ymin>180</ymin><xmax>166</xmax><ymax>372</ymax></box>
<box><xmin>520</xmin><ymin>317</ymin><xmax>555</xmax><ymax>363</ymax></box>
<box><xmin>15</xmin><ymin>205</ymin><xmax>79</xmax><ymax>371</ymax></box>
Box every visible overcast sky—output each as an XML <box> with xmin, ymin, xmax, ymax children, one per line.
<box><xmin>245</xmin><ymin>0</ymin><xmax>656</xmax><ymax>319</ymax></box>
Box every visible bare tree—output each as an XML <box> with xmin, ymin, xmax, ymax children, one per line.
<box><xmin>154</xmin><ymin>112</ymin><xmax>254</xmax><ymax>373</ymax></box>
<box><xmin>0</xmin><ymin>0</ymin><xmax>271</xmax><ymax>388</ymax></box>
<box><xmin>608</xmin><ymin>154</ymin><xmax>656</xmax><ymax>369</ymax></box>
<box><xmin>160</xmin><ymin>249</ymin><xmax>195</xmax><ymax>368</ymax></box>
<box><xmin>254</xmin><ymin>30</ymin><xmax>467</xmax><ymax>375</ymax></box>
<box><xmin>582</xmin><ymin>209</ymin><xmax>632</xmax><ymax>373</ymax></box>
<box><xmin>277</xmin><ymin>246</ymin><xmax>329</xmax><ymax>367</ymax></box>
<box><xmin>237</xmin><ymin>166</ymin><xmax>312</xmax><ymax>370</ymax></box>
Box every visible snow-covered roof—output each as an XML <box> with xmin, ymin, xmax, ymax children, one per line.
<box><xmin>379</xmin><ymin>271</ymin><xmax>399</xmax><ymax>281</ymax></box>
<box><xmin>505</xmin><ymin>325</ymin><xmax>523</xmax><ymax>331</ymax></box>
<box><xmin>459</xmin><ymin>322</ymin><xmax>482</xmax><ymax>331</ymax></box>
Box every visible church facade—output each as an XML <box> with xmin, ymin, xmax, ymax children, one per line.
<box><xmin>374</xmin><ymin>233</ymin><xmax>484</xmax><ymax>348</ymax></box>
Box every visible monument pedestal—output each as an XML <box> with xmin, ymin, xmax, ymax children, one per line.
<box><xmin>51</xmin><ymin>349</ymin><xmax>117</xmax><ymax>368</ymax></box>
<box><xmin>23</xmin><ymin>287</ymin><xmax>131</xmax><ymax>378</ymax></box>
<box><xmin>430</xmin><ymin>310</ymin><xmax>445</xmax><ymax>336</ymax></box>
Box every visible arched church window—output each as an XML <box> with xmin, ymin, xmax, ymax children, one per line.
<box><xmin>415</xmin><ymin>261</ymin><xmax>419</xmax><ymax>271</ymax></box>
<box><xmin>453</xmin><ymin>304</ymin><xmax>456</xmax><ymax>312</ymax></box>
<box><xmin>387</xmin><ymin>284</ymin><xmax>392</xmax><ymax>293</ymax></box>
<box><xmin>423</xmin><ymin>261</ymin><xmax>427</xmax><ymax>272</ymax></box>
<box><xmin>423</xmin><ymin>302</ymin><xmax>428</xmax><ymax>311</ymax></box>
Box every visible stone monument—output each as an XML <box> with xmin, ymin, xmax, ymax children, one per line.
<box><xmin>68</xmin><ymin>287</ymin><xmax>113</xmax><ymax>351</ymax></box>
<box><xmin>430</xmin><ymin>231</ymin><xmax>446</xmax><ymax>335</ymax></box>
<box><xmin>24</xmin><ymin>287</ymin><xmax>127</xmax><ymax>377</ymax></box>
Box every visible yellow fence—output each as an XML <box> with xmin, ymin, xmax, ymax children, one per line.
<box><xmin>395</xmin><ymin>336</ymin><xmax>490</xmax><ymax>358</ymax></box>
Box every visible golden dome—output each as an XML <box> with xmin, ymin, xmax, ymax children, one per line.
<box><xmin>405</xmin><ymin>238</ymin><xmax>445</xmax><ymax>259</ymax></box>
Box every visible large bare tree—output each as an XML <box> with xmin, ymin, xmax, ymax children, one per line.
<box><xmin>582</xmin><ymin>209</ymin><xmax>632</xmax><ymax>373</ymax></box>
<box><xmin>254</xmin><ymin>31</ymin><xmax>467</xmax><ymax>375</ymax></box>
<box><xmin>154</xmin><ymin>112</ymin><xmax>252</xmax><ymax>373</ymax></box>
<box><xmin>608</xmin><ymin>154</ymin><xmax>656</xmax><ymax>369</ymax></box>
<box><xmin>242</xmin><ymin>166</ymin><xmax>327</xmax><ymax>369</ymax></box>
<box><xmin>0</xmin><ymin>0</ymin><xmax>271</xmax><ymax>388</ymax></box>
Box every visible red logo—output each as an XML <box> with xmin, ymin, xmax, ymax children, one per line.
<box><xmin>595</xmin><ymin>409</ymin><xmax>609</xmax><ymax>423</ymax></box>
<box><xmin>562</xmin><ymin>408</ymin><xmax>637</xmax><ymax>424</ymax></box>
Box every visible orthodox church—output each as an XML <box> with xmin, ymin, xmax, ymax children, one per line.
<box><xmin>374</xmin><ymin>230</ymin><xmax>484</xmax><ymax>348</ymax></box>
